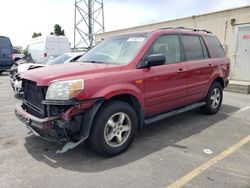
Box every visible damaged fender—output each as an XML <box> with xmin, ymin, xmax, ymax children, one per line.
<box><xmin>56</xmin><ymin>99</ymin><xmax>104</xmax><ymax>153</ymax></box>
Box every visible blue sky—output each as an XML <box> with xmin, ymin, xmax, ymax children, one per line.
<box><xmin>0</xmin><ymin>0</ymin><xmax>249</xmax><ymax>47</ymax></box>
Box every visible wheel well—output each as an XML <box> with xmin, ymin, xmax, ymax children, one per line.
<box><xmin>213</xmin><ymin>77</ymin><xmax>224</xmax><ymax>88</ymax></box>
<box><xmin>107</xmin><ymin>94</ymin><xmax>144</xmax><ymax>129</ymax></box>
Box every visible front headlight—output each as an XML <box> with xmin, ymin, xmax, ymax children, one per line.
<box><xmin>46</xmin><ymin>79</ymin><xmax>84</xmax><ymax>100</ymax></box>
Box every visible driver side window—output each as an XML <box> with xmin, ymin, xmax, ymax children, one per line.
<box><xmin>148</xmin><ymin>35</ymin><xmax>181</xmax><ymax>64</ymax></box>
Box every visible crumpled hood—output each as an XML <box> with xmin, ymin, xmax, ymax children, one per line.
<box><xmin>21</xmin><ymin>62</ymin><xmax>121</xmax><ymax>86</ymax></box>
<box><xmin>18</xmin><ymin>63</ymin><xmax>46</xmax><ymax>73</ymax></box>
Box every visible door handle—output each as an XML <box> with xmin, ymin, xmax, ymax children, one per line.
<box><xmin>208</xmin><ymin>63</ymin><xmax>214</xmax><ymax>67</ymax></box>
<box><xmin>177</xmin><ymin>68</ymin><xmax>186</xmax><ymax>73</ymax></box>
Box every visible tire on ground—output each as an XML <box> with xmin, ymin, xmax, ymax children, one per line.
<box><xmin>201</xmin><ymin>81</ymin><xmax>223</xmax><ymax>114</ymax></box>
<box><xmin>89</xmin><ymin>100</ymin><xmax>138</xmax><ymax>156</ymax></box>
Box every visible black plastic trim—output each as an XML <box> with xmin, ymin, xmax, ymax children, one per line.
<box><xmin>42</xmin><ymin>98</ymin><xmax>103</xmax><ymax>106</ymax></box>
<box><xmin>144</xmin><ymin>102</ymin><xmax>206</xmax><ymax>125</ymax></box>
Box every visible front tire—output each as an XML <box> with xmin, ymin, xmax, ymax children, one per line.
<box><xmin>201</xmin><ymin>81</ymin><xmax>223</xmax><ymax>114</ymax></box>
<box><xmin>89</xmin><ymin>100</ymin><xmax>138</xmax><ymax>156</ymax></box>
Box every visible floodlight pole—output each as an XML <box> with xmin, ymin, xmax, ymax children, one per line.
<box><xmin>74</xmin><ymin>0</ymin><xmax>105</xmax><ymax>50</ymax></box>
<box><xmin>88</xmin><ymin>0</ymin><xmax>93</xmax><ymax>47</ymax></box>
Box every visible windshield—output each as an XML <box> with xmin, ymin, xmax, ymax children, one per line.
<box><xmin>77</xmin><ymin>34</ymin><xmax>148</xmax><ymax>65</ymax></box>
<box><xmin>46</xmin><ymin>54</ymin><xmax>72</xmax><ymax>65</ymax></box>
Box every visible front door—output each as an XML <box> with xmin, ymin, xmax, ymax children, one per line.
<box><xmin>143</xmin><ymin>34</ymin><xmax>188</xmax><ymax>116</ymax></box>
<box><xmin>234</xmin><ymin>25</ymin><xmax>250</xmax><ymax>81</ymax></box>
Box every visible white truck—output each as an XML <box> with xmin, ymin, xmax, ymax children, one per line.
<box><xmin>27</xmin><ymin>35</ymin><xmax>71</xmax><ymax>63</ymax></box>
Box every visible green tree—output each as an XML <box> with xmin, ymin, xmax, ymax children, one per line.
<box><xmin>22</xmin><ymin>47</ymin><xmax>28</xmax><ymax>56</ymax></box>
<box><xmin>32</xmin><ymin>32</ymin><xmax>42</xmax><ymax>38</ymax></box>
<box><xmin>52</xmin><ymin>24</ymin><xmax>65</xmax><ymax>36</ymax></box>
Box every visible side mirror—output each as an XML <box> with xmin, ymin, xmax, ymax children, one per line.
<box><xmin>143</xmin><ymin>54</ymin><xmax>166</xmax><ymax>68</ymax></box>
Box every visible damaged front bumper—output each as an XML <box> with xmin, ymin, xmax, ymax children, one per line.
<box><xmin>10</xmin><ymin>72</ymin><xmax>23</xmax><ymax>95</ymax></box>
<box><xmin>15</xmin><ymin>103</ymin><xmax>60</xmax><ymax>139</ymax></box>
<box><xmin>15</xmin><ymin>99</ymin><xmax>103</xmax><ymax>153</ymax></box>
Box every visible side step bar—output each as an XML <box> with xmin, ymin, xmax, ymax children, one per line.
<box><xmin>144</xmin><ymin>102</ymin><xmax>206</xmax><ymax>125</ymax></box>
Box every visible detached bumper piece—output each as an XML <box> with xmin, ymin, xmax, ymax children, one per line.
<box><xmin>15</xmin><ymin>103</ymin><xmax>85</xmax><ymax>153</ymax></box>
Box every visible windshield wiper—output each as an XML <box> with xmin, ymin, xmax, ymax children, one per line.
<box><xmin>82</xmin><ymin>60</ymin><xmax>108</xmax><ymax>64</ymax></box>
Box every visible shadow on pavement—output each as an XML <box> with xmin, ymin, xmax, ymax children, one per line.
<box><xmin>24</xmin><ymin>104</ymin><xmax>240</xmax><ymax>173</ymax></box>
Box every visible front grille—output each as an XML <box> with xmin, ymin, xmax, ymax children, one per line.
<box><xmin>22</xmin><ymin>79</ymin><xmax>47</xmax><ymax>118</ymax></box>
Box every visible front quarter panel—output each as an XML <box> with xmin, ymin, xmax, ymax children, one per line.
<box><xmin>77</xmin><ymin>69</ymin><xmax>145</xmax><ymax>109</ymax></box>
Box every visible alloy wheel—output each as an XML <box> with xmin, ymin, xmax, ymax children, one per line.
<box><xmin>104</xmin><ymin>112</ymin><xmax>131</xmax><ymax>147</ymax></box>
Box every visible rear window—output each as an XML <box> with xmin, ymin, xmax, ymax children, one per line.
<box><xmin>0</xmin><ymin>37</ymin><xmax>12</xmax><ymax>54</ymax></box>
<box><xmin>0</xmin><ymin>37</ymin><xmax>11</xmax><ymax>47</ymax></box>
<box><xmin>181</xmin><ymin>35</ymin><xmax>204</xmax><ymax>61</ymax></box>
<box><xmin>0</xmin><ymin>37</ymin><xmax>11</xmax><ymax>46</ymax></box>
<box><xmin>203</xmin><ymin>36</ymin><xmax>225</xmax><ymax>58</ymax></box>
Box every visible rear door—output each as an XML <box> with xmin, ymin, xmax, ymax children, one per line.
<box><xmin>58</xmin><ymin>37</ymin><xmax>70</xmax><ymax>54</ymax></box>
<box><xmin>181</xmin><ymin>34</ymin><xmax>211</xmax><ymax>103</ymax></box>
<box><xmin>46</xmin><ymin>38</ymin><xmax>58</xmax><ymax>57</ymax></box>
<box><xmin>143</xmin><ymin>34</ymin><xmax>188</xmax><ymax>116</ymax></box>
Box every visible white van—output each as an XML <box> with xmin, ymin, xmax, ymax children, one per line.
<box><xmin>28</xmin><ymin>35</ymin><xmax>71</xmax><ymax>63</ymax></box>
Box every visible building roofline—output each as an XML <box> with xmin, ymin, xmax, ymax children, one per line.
<box><xmin>98</xmin><ymin>5</ymin><xmax>250</xmax><ymax>35</ymax></box>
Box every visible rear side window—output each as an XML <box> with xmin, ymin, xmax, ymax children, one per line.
<box><xmin>199</xmin><ymin>37</ymin><xmax>208</xmax><ymax>58</ymax></box>
<box><xmin>148</xmin><ymin>35</ymin><xmax>181</xmax><ymax>64</ymax></box>
<box><xmin>203</xmin><ymin>36</ymin><xmax>225</xmax><ymax>58</ymax></box>
<box><xmin>181</xmin><ymin>35</ymin><xmax>204</xmax><ymax>61</ymax></box>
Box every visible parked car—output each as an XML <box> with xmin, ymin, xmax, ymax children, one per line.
<box><xmin>10</xmin><ymin>52</ymin><xmax>84</xmax><ymax>95</ymax></box>
<box><xmin>12</xmin><ymin>47</ymin><xmax>25</xmax><ymax>62</ymax></box>
<box><xmin>15</xmin><ymin>27</ymin><xmax>230</xmax><ymax>156</ymax></box>
<box><xmin>0</xmin><ymin>36</ymin><xmax>13</xmax><ymax>74</ymax></box>
<box><xmin>28</xmin><ymin>35</ymin><xmax>71</xmax><ymax>63</ymax></box>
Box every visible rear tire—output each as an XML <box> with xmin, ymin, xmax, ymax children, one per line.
<box><xmin>89</xmin><ymin>100</ymin><xmax>138</xmax><ymax>156</ymax></box>
<box><xmin>201</xmin><ymin>81</ymin><xmax>223</xmax><ymax>114</ymax></box>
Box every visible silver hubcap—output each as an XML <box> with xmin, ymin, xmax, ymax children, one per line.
<box><xmin>210</xmin><ymin>88</ymin><xmax>221</xmax><ymax>109</ymax></box>
<box><xmin>104</xmin><ymin>112</ymin><xmax>131</xmax><ymax>147</ymax></box>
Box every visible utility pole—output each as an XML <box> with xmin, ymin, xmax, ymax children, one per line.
<box><xmin>74</xmin><ymin>0</ymin><xmax>105</xmax><ymax>50</ymax></box>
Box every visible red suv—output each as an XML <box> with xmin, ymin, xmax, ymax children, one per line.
<box><xmin>15</xmin><ymin>27</ymin><xmax>230</xmax><ymax>156</ymax></box>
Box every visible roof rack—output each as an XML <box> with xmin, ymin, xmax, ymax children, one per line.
<box><xmin>159</xmin><ymin>27</ymin><xmax>212</xmax><ymax>34</ymax></box>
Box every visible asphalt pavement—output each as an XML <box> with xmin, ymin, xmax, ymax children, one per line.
<box><xmin>0</xmin><ymin>72</ymin><xmax>249</xmax><ymax>188</ymax></box>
